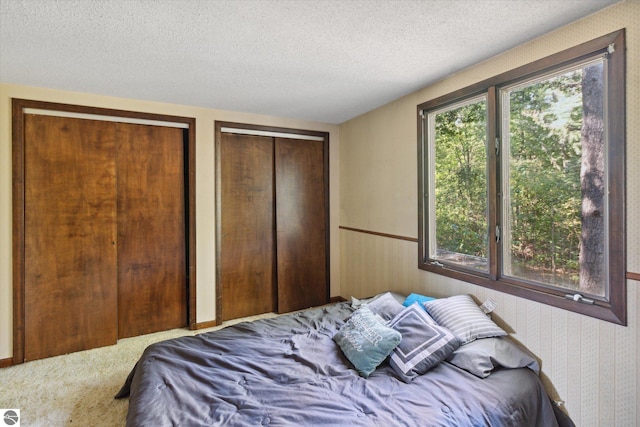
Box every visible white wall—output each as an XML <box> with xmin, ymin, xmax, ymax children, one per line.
<box><xmin>0</xmin><ymin>83</ymin><xmax>341</xmax><ymax>360</ymax></box>
<box><xmin>339</xmin><ymin>1</ymin><xmax>639</xmax><ymax>426</ymax></box>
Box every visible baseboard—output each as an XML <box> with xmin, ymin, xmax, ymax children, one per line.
<box><xmin>330</xmin><ymin>296</ymin><xmax>347</xmax><ymax>303</ymax></box>
<box><xmin>0</xmin><ymin>357</ymin><xmax>13</xmax><ymax>368</ymax></box>
<box><xmin>194</xmin><ymin>320</ymin><xmax>218</xmax><ymax>330</ymax></box>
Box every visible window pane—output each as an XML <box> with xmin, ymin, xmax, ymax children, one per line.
<box><xmin>429</xmin><ymin>97</ymin><xmax>488</xmax><ymax>271</ymax></box>
<box><xmin>502</xmin><ymin>59</ymin><xmax>606</xmax><ymax>296</ymax></box>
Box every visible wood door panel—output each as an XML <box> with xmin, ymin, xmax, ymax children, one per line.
<box><xmin>275</xmin><ymin>138</ymin><xmax>327</xmax><ymax>313</ymax></box>
<box><xmin>24</xmin><ymin>115</ymin><xmax>118</xmax><ymax>361</ymax></box>
<box><xmin>220</xmin><ymin>133</ymin><xmax>276</xmax><ymax>320</ymax></box>
<box><xmin>116</xmin><ymin>124</ymin><xmax>187</xmax><ymax>338</ymax></box>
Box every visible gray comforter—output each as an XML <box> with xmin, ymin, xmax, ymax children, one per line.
<box><xmin>117</xmin><ymin>302</ymin><xmax>565</xmax><ymax>426</ymax></box>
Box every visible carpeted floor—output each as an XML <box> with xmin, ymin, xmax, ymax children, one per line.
<box><xmin>0</xmin><ymin>313</ymin><xmax>278</xmax><ymax>426</ymax></box>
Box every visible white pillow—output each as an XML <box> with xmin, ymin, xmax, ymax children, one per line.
<box><xmin>365</xmin><ymin>292</ymin><xmax>405</xmax><ymax>322</ymax></box>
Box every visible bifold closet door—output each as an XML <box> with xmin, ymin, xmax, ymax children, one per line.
<box><xmin>220</xmin><ymin>133</ymin><xmax>276</xmax><ymax>320</ymax></box>
<box><xmin>24</xmin><ymin>115</ymin><xmax>118</xmax><ymax>361</ymax></box>
<box><xmin>116</xmin><ymin>124</ymin><xmax>187</xmax><ymax>338</ymax></box>
<box><xmin>275</xmin><ymin>138</ymin><xmax>327</xmax><ymax>313</ymax></box>
<box><xmin>219</xmin><ymin>131</ymin><xmax>328</xmax><ymax>320</ymax></box>
<box><xmin>24</xmin><ymin>116</ymin><xmax>188</xmax><ymax>360</ymax></box>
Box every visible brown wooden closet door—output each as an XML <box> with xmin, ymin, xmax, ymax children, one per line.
<box><xmin>275</xmin><ymin>138</ymin><xmax>328</xmax><ymax>313</ymax></box>
<box><xmin>116</xmin><ymin>124</ymin><xmax>187</xmax><ymax>338</ymax></box>
<box><xmin>24</xmin><ymin>115</ymin><xmax>118</xmax><ymax>361</ymax></box>
<box><xmin>220</xmin><ymin>133</ymin><xmax>276</xmax><ymax>320</ymax></box>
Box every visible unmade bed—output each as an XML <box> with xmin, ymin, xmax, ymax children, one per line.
<box><xmin>116</xmin><ymin>294</ymin><xmax>572</xmax><ymax>426</ymax></box>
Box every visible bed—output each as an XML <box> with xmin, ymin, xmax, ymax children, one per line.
<box><xmin>116</xmin><ymin>293</ymin><xmax>572</xmax><ymax>426</ymax></box>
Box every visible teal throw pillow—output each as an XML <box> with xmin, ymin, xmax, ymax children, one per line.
<box><xmin>333</xmin><ymin>305</ymin><xmax>402</xmax><ymax>377</ymax></box>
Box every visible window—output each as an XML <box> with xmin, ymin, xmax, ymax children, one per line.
<box><xmin>418</xmin><ymin>30</ymin><xmax>626</xmax><ymax>324</ymax></box>
<box><xmin>427</xmin><ymin>95</ymin><xmax>489</xmax><ymax>272</ymax></box>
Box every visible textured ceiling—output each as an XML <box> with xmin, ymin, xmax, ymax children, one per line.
<box><xmin>0</xmin><ymin>0</ymin><xmax>620</xmax><ymax>124</ymax></box>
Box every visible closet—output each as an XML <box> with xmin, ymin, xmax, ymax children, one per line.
<box><xmin>216</xmin><ymin>123</ymin><xmax>329</xmax><ymax>321</ymax></box>
<box><xmin>13</xmin><ymin>99</ymin><xmax>194</xmax><ymax>362</ymax></box>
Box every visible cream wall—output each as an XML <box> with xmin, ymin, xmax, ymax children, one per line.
<box><xmin>340</xmin><ymin>1</ymin><xmax>638</xmax><ymax>426</ymax></box>
<box><xmin>0</xmin><ymin>83</ymin><xmax>341</xmax><ymax>360</ymax></box>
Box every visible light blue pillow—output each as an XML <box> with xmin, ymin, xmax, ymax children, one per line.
<box><xmin>402</xmin><ymin>293</ymin><xmax>436</xmax><ymax>310</ymax></box>
<box><xmin>333</xmin><ymin>305</ymin><xmax>402</xmax><ymax>377</ymax></box>
<box><xmin>388</xmin><ymin>303</ymin><xmax>460</xmax><ymax>382</ymax></box>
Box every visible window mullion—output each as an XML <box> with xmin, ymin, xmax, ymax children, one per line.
<box><xmin>487</xmin><ymin>86</ymin><xmax>499</xmax><ymax>281</ymax></box>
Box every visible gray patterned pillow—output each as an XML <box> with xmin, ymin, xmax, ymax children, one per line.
<box><xmin>387</xmin><ymin>303</ymin><xmax>461</xmax><ymax>383</ymax></box>
<box><xmin>424</xmin><ymin>294</ymin><xmax>507</xmax><ymax>344</ymax></box>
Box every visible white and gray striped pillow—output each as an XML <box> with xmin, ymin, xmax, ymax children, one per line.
<box><xmin>423</xmin><ymin>295</ymin><xmax>506</xmax><ymax>344</ymax></box>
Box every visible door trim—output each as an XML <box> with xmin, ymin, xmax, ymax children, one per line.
<box><xmin>214</xmin><ymin>121</ymin><xmax>330</xmax><ymax>324</ymax></box>
<box><xmin>12</xmin><ymin>98</ymin><xmax>197</xmax><ymax>364</ymax></box>
<box><xmin>219</xmin><ymin>126</ymin><xmax>325</xmax><ymax>141</ymax></box>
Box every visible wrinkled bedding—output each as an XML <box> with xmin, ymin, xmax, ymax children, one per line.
<box><xmin>117</xmin><ymin>302</ymin><xmax>563</xmax><ymax>426</ymax></box>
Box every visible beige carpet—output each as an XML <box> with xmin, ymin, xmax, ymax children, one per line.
<box><xmin>0</xmin><ymin>313</ymin><xmax>278</xmax><ymax>426</ymax></box>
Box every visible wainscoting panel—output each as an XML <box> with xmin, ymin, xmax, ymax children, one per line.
<box><xmin>339</xmin><ymin>228</ymin><xmax>638</xmax><ymax>427</ymax></box>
